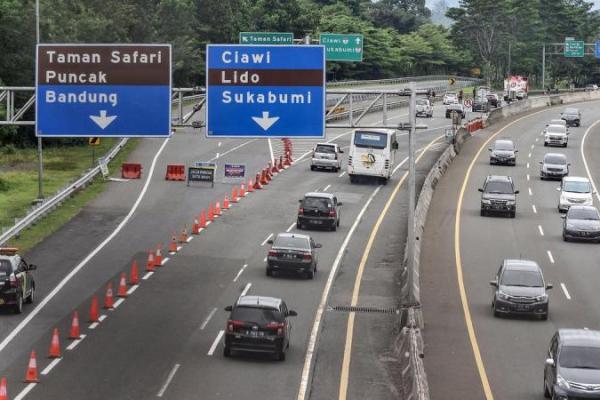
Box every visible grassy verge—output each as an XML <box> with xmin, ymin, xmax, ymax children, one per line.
<box><xmin>1</xmin><ymin>139</ymin><xmax>138</xmax><ymax>252</ymax></box>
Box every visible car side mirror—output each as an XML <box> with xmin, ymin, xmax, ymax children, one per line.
<box><xmin>288</xmin><ymin>310</ymin><xmax>298</xmax><ymax>317</ymax></box>
<box><xmin>298</xmin><ymin>199</ymin><xmax>303</xmax><ymax>203</ymax></box>
<box><xmin>488</xmin><ymin>148</ymin><xmax>492</xmax><ymax>151</ymax></box>
<box><xmin>339</xmin><ymin>149</ymin><xmax>344</xmax><ymax>153</ymax></box>
<box><xmin>560</xmin><ymin>215</ymin><xmax>566</xmax><ymax>219</ymax></box>
<box><xmin>267</xmin><ymin>239</ymin><xmax>274</xmax><ymax>245</ymax></box>
<box><xmin>567</xmin><ymin>163</ymin><xmax>571</xmax><ymax>166</ymax></box>
<box><xmin>556</xmin><ymin>187</ymin><xmax>561</xmax><ymax>191</ymax></box>
<box><xmin>28</xmin><ymin>264</ymin><xmax>37</xmax><ymax>270</ymax></box>
<box><xmin>478</xmin><ymin>188</ymin><xmax>483</xmax><ymax>192</ymax></box>
<box><xmin>539</xmin><ymin>162</ymin><xmax>543</xmax><ymax>165</ymax></box>
<box><xmin>514</xmin><ymin>190</ymin><xmax>520</xmax><ymax>194</ymax></box>
<box><xmin>489</xmin><ymin>280</ymin><xmax>497</xmax><ymax>287</ymax></box>
<box><xmin>545</xmin><ymin>358</ymin><xmax>555</xmax><ymax>367</ymax></box>
<box><xmin>392</xmin><ymin>142</ymin><xmax>399</xmax><ymax>150</ymax></box>
<box><xmin>337</xmin><ymin>201</ymin><xmax>343</xmax><ymax>206</ymax></box>
<box><xmin>514</xmin><ymin>150</ymin><xmax>519</xmax><ymax>153</ymax></box>
<box><xmin>315</xmin><ymin>243</ymin><xmax>322</xmax><ymax>248</ymax></box>
<box><xmin>546</xmin><ymin>283</ymin><xmax>554</xmax><ymax>290</ymax></box>
<box><xmin>224</xmin><ymin>305</ymin><xmax>232</xmax><ymax>311</ymax></box>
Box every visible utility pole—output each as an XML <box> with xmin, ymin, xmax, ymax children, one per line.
<box><xmin>542</xmin><ymin>44</ymin><xmax>546</xmax><ymax>90</ymax></box>
<box><xmin>406</xmin><ymin>82</ymin><xmax>417</xmax><ymax>305</ymax></box>
<box><xmin>36</xmin><ymin>0</ymin><xmax>44</xmax><ymax>201</ymax></box>
<box><xmin>507</xmin><ymin>42</ymin><xmax>511</xmax><ymax>76</ymax></box>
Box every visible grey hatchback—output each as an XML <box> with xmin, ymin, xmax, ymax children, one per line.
<box><xmin>297</xmin><ymin>192</ymin><xmax>342</xmax><ymax>231</ymax></box>
<box><xmin>266</xmin><ymin>233</ymin><xmax>321</xmax><ymax>279</ymax></box>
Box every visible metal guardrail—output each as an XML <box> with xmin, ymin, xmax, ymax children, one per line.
<box><xmin>327</xmin><ymin>75</ymin><xmax>482</xmax><ymax>87</ymax></box>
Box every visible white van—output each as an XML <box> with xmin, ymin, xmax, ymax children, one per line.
<box><xmin>347</xmin><ymin>129</ymin><xmax>398</xmax><ymax>184</ymax></box>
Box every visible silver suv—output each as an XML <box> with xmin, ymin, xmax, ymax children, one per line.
<box><xmin>310</xmin><ymin>143</ymin><xmax>343</xmax><ymax>172</ymax></box>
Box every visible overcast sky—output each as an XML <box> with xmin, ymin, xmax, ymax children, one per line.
<box><xmin>426</xmin><ymin>0</ymin><xmax>600</xmax><ymax>10</ymax></box>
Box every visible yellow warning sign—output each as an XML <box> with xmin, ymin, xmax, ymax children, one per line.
<box><xmin>89</xmin><ymin>137</ymin><xmax>100</xmax><ymax>146</ymax></box>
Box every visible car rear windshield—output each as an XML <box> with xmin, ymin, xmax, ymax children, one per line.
<box><xmin>315</xmin><ymin>145</ymin><xmax>335</xmax><ymax>154</ymax></box>
<box><xmin>493</xmin><ymin>141</ymin><xmax>514</xmax><ymax>151</ymax></box>
<box><xmin>547</xmin><ymin>125</ymin><xmax>566</xmax><ymax>134</ymax></box>
<box><xmin>564</xmin><ymin>181</ymin><xmax>591</xmax><ymax>193</ymax></box>
<box><xmin>416</xmin><ymin>99</ymin><xmax>428</xmax><ymax>105</ymax></box>
<box><xmin>353</xmin><ymin>131</ymin><xmax>387</xmax><ymax>149</ymax></box>
<box><xmin>501</xmin><ymin>270</ymin><xmax>543</xmax><ymax>287</ymax></box>
<box><xmin>485</xmin><ymin>181</ymin><xmax>513</xmax><ymax>194</ymax></box>
<box><xmin>0</xmin><ymin>260</ymin><xmax>12</xmax><ymax>278</ymax></box>
<box><xmin>273</xmin><ymin>235</ymin><xmax>310</xmax><ymax>250</ymax></box>
<box><xmin>568</xmin><ymin>208</ymin><xmax>600</xmax><ymax>220</ymax></box>
<box><xmin>559</xmin><ymin>346</ymin><xmax>600</xmax><ymax>370</ymax></box>
<box><xmin>564</xmin><ymin>108</ymin><xmax>578</xmax><ymax>115</ymax></box>
<box><xmin>231</xmin><ymin>306</ymin><xmax>284</xmax><ymax>324</ymax></box>
<box><xmin>303</xmin><ymin>197</ymin><xmax>332</xmax><ymax>209</ymax></box>
<box><xmin>544</xmin><ymin>155</ymin><xmax>567</xmax><ymax>165</ymax></box>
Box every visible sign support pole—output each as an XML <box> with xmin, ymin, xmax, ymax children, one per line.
<box><xmin>542</xmin><ymin>44</ymin><xmax>546</xmax><ymax>90</ymax></box>
<box><xmin>36</xmin><ymin>0</ymin><xmax>44</xmax><ymax>201</ymax></box>
<box><xmin>407</xmin><ymin>82</ymin><xmax>417</xmax><ymax>305</ymax></box>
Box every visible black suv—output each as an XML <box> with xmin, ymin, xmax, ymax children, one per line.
<box><xmin>266</xmin><ymin>233</ymin><xmax>320</xmax><ymax>279</ymax></box>
<box><xmin>544</xmin><ymin>329</ymin><xmax>600</xmax><ymax>399</ymax></box>
<box><xmin>489</xmin><ymin>139</ymin><xmax>517</xmax><ymax>165</ymax></box>
<box><xmin>479</xmin><ymin>176</ymin><xmax>519</xmax><ymax>217</ymax></box>
<box><xmin>472</xmin><ymin>96</ymin><xmax>490</xmax><ymax>112</ymax></box>
<box><xmin>561</xmin><ymin>108</ymin><xmax>581</xmax><ymax>127</ymax></box>
<box><xmin>297</xmin><ymin>192</ymin><xmax>342</xmax><ymax>231</ymax></box>
<box><xmin>490</xmin><ymin>259</ymin><xmax>552</xmax><ymax>319</ymax></box>
<box><xmin>0</xmin><ymin>248</ymin><xmax>37</xmax><ymax>314</ymax></box>
<box><xmin>223</xmin><ymin>295</ymin><xmax>297</xmax><ymax>361</ymax></box>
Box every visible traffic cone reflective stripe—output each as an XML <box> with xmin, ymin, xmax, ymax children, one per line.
<box><xmin>223</xmin><ymin>196</ymin><xmax>230</xmax><ymax>210</ymax></box>
<box><xmin>104</xmin><ymin>282</ymin><xmax>114</xmax><ymax>309</ymax></box>
<box><xmin>24</xmin><ymin>351</ymin><xmax>39</xmax><ymax>383</ymax></box>
<box><xmin>0</xmin><ymin>376</ymin><xmax>7</xmax><ymax>400</ymax></box>
<box><xmin>240</xmin><ymin>183</ymin><xmax>246</xmax><ymax>197</ymax></box>
<box><xmin>169</xmin><ymin>234</ymin><xmax>178</xmax><ymax>253</ymax></box>
<box><xmin>49</xmin><ymin>328</ymin><xmax>61</xmax><ymax>358</ymax></box>
<box><xmin>199</xmin><ymin>210</ymin><xmax>207</xmax><ymax>228</ymax></box>
<box><xmin>247</xmin><ymin>179</ymin><xmax>255</xmax><ymax>193</ymax></box>
<box><xmin>192</xmin><ymin>218</ymin><xmax>200</xmax><ymax>234</ymax></box>
<box><xmin>89</xmin><ymin>296</ymin><xmax>99</xmax><ymax>322</ymax></box>
<box><xmin>69</xmin><ymin>311</ymin><xmax>81</xmax><ymax>339</ymax></box>
<box><xmin>179</xmin><ymin>226</ymin><xmax>188</xmax><ymax>243</ymax></box>
<box><xmin>147</xmin><ymin>250</ymin><xmax>156</xmax><ymax>271</ymax></box>
<box><xmin>130</xmin><ymin>260</ymin><xmax>139</xmax><ymax>284</ymax></box>
<box><xmin>215</xmin><ymin>202</ymin><xmax>222</xmax><ymax>216</ymax></box>
<box><xmin>155</xmin><ymin>244</ymin><xmax>163</xmax><ymax>266</ymax></box>
<box><xmin>118</xmin><ymin>273</ymin><xmax>128</xmax><ymax>298</ymax></box>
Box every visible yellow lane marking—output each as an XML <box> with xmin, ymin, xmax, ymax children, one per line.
<box><xmin>338</xmin><ymin>134</ymin><xmax>443</xmax><ymax>400</ymax></box>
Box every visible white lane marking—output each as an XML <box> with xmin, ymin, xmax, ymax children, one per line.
<box><xmin>157</xmin><ymin>363</ymin><xmax>181</xmax><ymax>397</ymax></box>
<box><xmin>186</xmin><ymin>236</ymin><xmax>193</xmax><ymax>243</ymax></box>
<box><xmin>208</xmin><ymin>140</ymin><xmax>256</xmax><ymax>162</ymax></box>
<box><xmin>538</xmin><ymin>225</ymin><xmax>544</xmax><ymax>236</ymax></box>
<box><xmin>547</xmin><ymin>250</ymin><xmax>555</xmax><ymax>264</ymax></box>
<box><xmin>527</xmin><ymin>174</ymin><xmax>530</xmax><ymax>181</ymax></box>
<box><xmin>66</xmin><ymin>334</ymin><xmax>87</xmax><ymax>351</ymax></box>
<box><xmin>176</xmin><ymin>246</ymin><xmax>182</xmax><ymax>251</ymax></box>
<box><xmin>89</xmin><ymin>322</ymin><xmax>99</xmax><ymax>330</ymax></box>
<box><xmin>561</xmin><ymin>283</ymin><xmax>572</xmax><ymax>300</ymax></box>
<box><xmin>208</xmin><ymin>330</ymin><xmax>225</xmax><ymax>356</ymax></box>
<box><xmin>0</xmin><ymin>138</ymin><xmax>171</xmax><ymax>354</ymax></box>
<box><xmin>268</xmin><ymin>138</ymin><xmax>275</xmax><ymax>165</ymax></box>
<box><xmin>14</xmin><ymin>383</ymin><xmax>37</xmax><ymax>400</ymax></box>
<box><xmin>527</xmin><ymin>162</ymin><xmax>530</xmax><ymax>169</ymax></box>
<box><xmin>200</xmin><ymin>308</ymin><xmax>218</xmax><ymax>330</ymax></box>
<box><xmin>233</xmin><ymin>264</ymin><xmax>248</xmax><ymax>282</ymax></box>
<box><xmin>162</xmin><ymin>257</ymin><xmax>170</xmax><ymax>265</ymax></box>
<box><xmin>528</xmin><ymin>188</ymin><xmax>533</xmax><ymax>196</ymax></box>
<box><xmin>240</xmin><ymin>282</ymin><xmax>252</xmax><ymax>297</ymax></box>
<box><xmin>263</xmin><ymin>257</ymin><xmax>267</xmax><ymax>262</ymax></box>
<box><xmin>218</xmin><ymin>142</ymin><xmax>222</xmax><ymax>147</ymax></box>
<box><xmin>98</xmin><ymin>315</ymin><xmax>107</xmax><ymax>322</ymax></box>
<box><xmin>286</xmin><ymin>222</ymin><xmax>296</xmax><ymax>232</ymax></box>
<box><xmin>261</xmin><ymin>233</ymin><xmax>273</xmax><ymax>246</ymax></box>
<box><xmin>215</xmin><ymin>152</ymin><xmax>220</xmax><ymax>159</ymax></box>
<box><xmin>41</xmin><ymin>358</ymin><xmax>62</xmax><ymax>375</ymax></box>
<box><xmin>113</xmin><ymin>298</ymin><xmax>125</xmax><ymax>309</ymax></box>
<box><xmin>142</xmin><ymin>271</ymin><xmax>154</xmax><ymax>280</ymax></box>
<box><xmin>580</xmin><ymin>119</ymin><xmax>600</xmax><ymax>204</ymax></box>
<box><xmin>535</xmin><ymin>138</ymin><xmax>539</xmax><ymax>142</ymax></box>
<box><xmin>531</xmin><ymin>144</ymin><xmax>535</xmax><ymax>149</ymax></box>
<box><xmin>532</xmin><ymin>205</ymin><xmax>537</xmax><ymax>214</ymax></box>
<box><xmin>528</xmin><ymin>152</ymin><xmax>532</xmax><ymax>158</ymax></box>
<box><xmin>338</xmin><ymin>171</ymin><xmax>347</xmax><ymax>178</ymax></box>
<box><xmin>127</xmin><ymin>285</ymin><xmax>139</xmax><ymax>295</ymax></box>
<box><xmin>298</xmin><ymin>184</ymin><xmax>382</xmax><ymax>400</ymax></box>
<box><xmin>323</xmin><ymin>184</ymin><xmax>331</xmax><ymax>192</ymax></box>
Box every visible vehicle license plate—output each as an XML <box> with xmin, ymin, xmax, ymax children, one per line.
<box><xmin>515</xmin><ymin>304</ymin><xmax>530</xmax><ymax>312</ymax></box>
<box><xmin>311</xmin><ymin>220</ymin><xmax>322</xmax><ymax>224</ymax></box>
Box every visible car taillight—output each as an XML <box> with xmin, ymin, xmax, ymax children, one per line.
<box><xmin>298</xmin><ymin>207</ymin><xmax>304</xmax><ymax>215</ymax></box>
<box><xmin>227</xmin><ymin>320</ymin><xmax>244</xmax><ymax>332</ymax></box>
<box><xmin>268</xmin><ymin>250</ymin><xmax>278</xmax><ymax>257</ymax></box>
<box><xmin>302</xmin><ymin>253</ymin><xmax>312</xmax><ymax>261</ymax></box>
<box><xmin>329</xmin><ymin>210</ymin><xmax>336</xmax><ymax>217</ymax></box>
<box><xmin>9</xmin><ymin>273</ymin><xmax>18</xmax><ymax>288</ymax></box>
<box><xmin>266</xmin><ymin>322</ymin><xmax>285</xmax><ymax>336</ymax></box>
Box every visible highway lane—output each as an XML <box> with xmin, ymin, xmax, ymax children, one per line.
<box><xmin>421</xmin><ymin>99</ymin><xmax>600</xmax><ymax>399</ymax></box>
<box><xmin>0</xmin><ymin>100</ymin><xmax>451</xmax><ymax>399</ymax></box>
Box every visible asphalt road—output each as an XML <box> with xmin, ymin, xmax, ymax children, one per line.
<box><xmin>421</xmin><ymin>99</ymin><xmax>600</xmax><ymax>399</ymax></box>
<box><xmin>0</xmin><ymin>99</ymin><xmax>456</xmax><ymax>400</ymax></box>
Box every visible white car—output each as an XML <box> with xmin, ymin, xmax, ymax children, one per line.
<box><xmin>416</xmin><ymin>99</ymin><xmax>433</xmax><ymax>118</ymax></box>
<box><xmin>544</xmin><ymin>124</ymin><xmax>568</xmax><ymax>147</ymax></box>
<box><xmin>558</xmin><ymin>177</ymin><xmax>595</xmax><ymax>212</ymax></box>
<box><xmin>443</xmin><ymin>93</ymin><xmax>458</xmax><ymax>105</ymax></box>
<box><xmin>310</xmin><ymin>143</ymin><xmax>343</xmax><ymax>172</ymax></box>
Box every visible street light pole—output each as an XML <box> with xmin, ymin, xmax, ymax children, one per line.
<box><xmin>36</xmin><ymin>0</ymin><xmax>44</xmax><ymax>201</ymax></box>
<box><xmin>406</xmin><ymin>82</ymin><xmax>417</xmax><ymax>305</ymax></box>
<box><xmin>542</xmin><ymin>44</ymin><xmax>546</xmax><ymax>91</ymax></box>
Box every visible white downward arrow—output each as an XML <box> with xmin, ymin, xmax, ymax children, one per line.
<box><xmin>252</xmin><ymin>111</ymin><xmax>279</xmax><ymax>131</ymax></box>
<box><xmin>90</xmin><ymin>110</ymin><xmax>117</xmax><ymax>130</ymax></box>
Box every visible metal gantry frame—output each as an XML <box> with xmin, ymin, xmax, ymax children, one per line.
<box><xmin>542</xmin><ymin>42</ymin><xmax>599</xmax><ymax>89</ymax></box>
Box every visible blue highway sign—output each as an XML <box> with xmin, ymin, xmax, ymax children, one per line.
<box><xmin>206</xmin><ymin>45</ymin><xmax>325</xmax><ymax>138</ymax></box>
<box><xmin>596</xmin><ymin>41</ymin><xmax>600</xmax><ymax>58</ymax></box>
<box><xmin>36</xmin><ymin>44</ymin><xmax>172</xmax><ymax>137</ymax></box>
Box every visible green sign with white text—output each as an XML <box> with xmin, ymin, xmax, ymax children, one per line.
<box><xmin>239</xmin><ymin>32</ymin><xmax>293</xmax><ymax>45</ymax></box>
<box><xmin>564</xmin><ymin>40</ymin><xmax>585</xmax><ymax>57</ymax></box>
<box><xmin>319</xmin><ymin>33</ymin><xmax>364</xmax><ymax>62</ymax></box>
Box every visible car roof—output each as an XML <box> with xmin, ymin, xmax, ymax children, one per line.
<box><xmin>486</xmin><ymin>175</ymin><xmax>513</xmax><ymax>183</ymax></box>
<box><xmin>503</xmin><ymin>259</ymin><xmax>540</xmax><ymax>271</ymax></box>
<box><xmin>563</xmin><ymin>176</ymin><xmax>590</xmax><ymax>183</ymax></box>
<box><xmin>275</xmin><ymin>232</ymin><xmax>311</xmax><ymax>240</ymax></box>
<box><xmin>543</xmin><ymin>153</ymin><xmax>566</xmax><ymax>160</ymax></box>
<box><xmin>236</xmin><ymin>295</ymin><xmax>281</xmax><ymax>309</ymax></box>
<box><xmin>304</xmin><ymin>192</ymin><xmax>335</xmax><ymax>200</ymax></box>
<box><xmin>315</xmin><ymin>142</ymin><xmax>336</xmax><ymax>147</ymax></box>
<box><xmin>550</xmin><ymin>119</ymin><xmax>565</xmax><ymax>123</ymax></box>
<box><xmin>494</xmin><ymin>139</ymin><xmax>514</xmax><ymax>145</ymax></box>
<box><xmin>547</xmin><ymin>124</ymin><xmax>566</xmax><ymax>130</ymax></box>
<box><xmin>355</xmin><ymin>128</ymin><xmax>395</xmax><ymax>134</ymax></box>
<box><xmin>559</xmin><ymin>329</ymin><xmax>600</xmax><ymax>348</ymax></box>
<box><xmin>568</xmin><ymin>205</ymin><xmax>598</xmax><ymax>213</ymax></box>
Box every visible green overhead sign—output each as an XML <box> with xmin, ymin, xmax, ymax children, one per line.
<box><xmin>239</xmin><ymin>32</ymin><xmax>293</xmax><ymax>45</ymax></box>
<box><xmin>319</xmin><ymin>33</ymin><xmax>364</xmax><ymax>62</ymax></box>
<box><xmin>564</xmin><ymin>39</ymin><xmax>585</xmax><ymax>57</ymax></box>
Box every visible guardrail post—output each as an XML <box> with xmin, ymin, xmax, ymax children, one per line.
<box><xmin>178</xmin><ymin>91</ymin><xmax>183</xmax><ymax>124</ymax></box>
<box><xmin>383</xmin><ymin>93</ymin><xmax>388</xmax><ymax>125</ymax></box>
<box><xmin>349</xmin><ymin>94</ymin><xmax>353</xmax><ymax>126</ymax></box>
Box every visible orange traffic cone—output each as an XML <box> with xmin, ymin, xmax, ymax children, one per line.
<box><xmin>146</xmin><ymin>250</ymin><xmax>156</xmax><ymax>271</ymax></box>
<box><xmin>223</xmin><ymin>196</ymin><xmax>230</xmax><ymax>210</ymax></box>
<box><xmin>179</xmin><ymin>225</ymin><xmax>188</xmax><ymax>243</ymax></box>
<box><xmin>270</xmin><ymin>161</ymin><xmax>278</xmax><ymax>174</ymax></box>
<box><xmin>267</xmin><ymin>167</ymin><xmax>273</xmax><ymax>180</ymax></box>
<box><xmin>169</xmin><ymin>233</ymin><xmax>178</xmax><ymax>253</ymax></box>
<box><xmin>215</xmin><ymin>202</ymin><xmax>222</xmax><ymax>217</ymax></box>
<box><xmin>24</xmin><ymin>350</ymin><xmax>39</xmax><ymax>383</ymax></box>
<box><xmin>239</xmin><ymin>183</ymin><xmax>246</xmax><ymax>197</ymax></box>
<box><xmin>254</xmin><ymin>174</ymin><xmax>263</xmax><ymax>190</ymax></box>
<box><xmin>89</xmin><ymin>296</ymin><xmax>99</xmax><ymax>322</ymax></box>
<box><xmin>0</xmin><ymin>376</ymin><xmax>7</xmax><ymax>400</ymax></box>
<box><xmin>247</xmin><ymin>178</ymin><xmax>255</xmax><ymax>193</ymax></box>
<box><xmin>104</xmin><ymin>282</ymin><xmax>114</xmax><ymax>309</ymax></box>
<box><xmin>155</xmin><ymin>244</ymin><xmax>163</xmax><ymax>266</ymax></box>
<box><xmin>69</xmin><ymin>311</ymin><xmax>81</xmax><ymax>340</ymax></box>
<box><xmin>130</xmin><ymin>260</ymin><xmax>139</xmax><ymax>284</ymax></box>
<box><xmin>231</xmin><ymin>187</ymin><xmax>239</xmax><ymax>203</ymax></box>
<box><xmin>208</xmin><ymin>203</ymin><xmax>215</xmax><ymax>222</ymax></box>
<box><xmin>118</xmin><ymin>273</ymin><xmax>128</xmax><ymax>298</ymax></box>
<box><xmin>199</xmin><ymin>210</ymin><xmax>207</xmax><ymax>229</ymax></box>
<box><xmin>260</xmin><ymin>169</ymin><xmax>269</xmax><ymax>185</ymax></box>
<box><xmin>48</xmin><ymin>328</ymin><xmax>61</xmax><ymax>358</ymax></box>
<box><xmin>192</xmin><ymin>217</ymin><xmax>201</xmax><ymax>234</ymax></box>
<box><xmin>278</xmin><ymin>155</ymin><xmax>285</xmax><ymax>171</ymax></box>
<box><xmin>284</xmin><ymin>151</ymin><xmax>292</xmax><ymax>166</ymax></box>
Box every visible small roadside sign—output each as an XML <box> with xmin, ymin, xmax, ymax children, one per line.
<box><xmin>89</xmin><ymin>137</ymin><xmax>100</xmax><ymax>146</ymax></box>
<box><xmin>188</xmin><ymin>163</ymin><xmax>216</xmax><ymax>187</ymax></box>
<box><xmin>448</xmin><ymin>78</ymin><xmax>456</xmax><ymax>85</ymax></box>
<box><xmin>98</xmin><ymin>158</ymin><xmax>109</xmax><ymax>178</ymax></box>
<box><xmin>224</xmin><ymin>163</ymin><xmax>246</xmax><ymax>179</ymax></box>
<box><xmin>464</xmin><ymin>99</ymin><xmax>473</xmax><ymax>108</ymax></box>
<box><xmin>239</xmin><ymin>32</ymin><xmax>293</xmax><ymax>45</ymax></box>
<box><xmin>564</xmin><ymin>39</ymin><xmax>584</xmax><ymax>57</ymax></box>
<box><xmin>319</xmin><ymin>33</ymin><xmax>363</xmax><ymax>62</ymax></box>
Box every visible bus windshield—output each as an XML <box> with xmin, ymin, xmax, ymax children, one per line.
<box><xmin>353</xmin><ymin>131</ymin><xmax>388</xmax><ymax>149</ymax></box>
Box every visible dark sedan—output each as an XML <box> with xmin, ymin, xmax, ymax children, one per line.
<box><xmin>561</xmin><ymin>108</ymin><xmax>581</xmax><ymax>127</ymax></box>
<box><xmin>445</xmin><ymin>104</ymin><xmax>466</xmax><ymax>118</ymax></box>
<box><xmin>490</xmin><ymin>259</ymin><xmax>552</xmax><ymax>320</ymax></box>
<box><xmin>486</xmin><ymin>93</ymin><xmax>500</xmax><ymax>107</ymax></box>
<box><xmin>266</xmin><ymin>233</ymin><xmax>320</xmax><ymax>278</ymax></box>
<box><xmin>562</xmin><ymin>205</ymin><xmax>600</xmax><ymax>242</ymax></box>
<box><xmin>472</xmin><ymin>96</ymin><xmax>490</xmax><ymax>112</ymax></box>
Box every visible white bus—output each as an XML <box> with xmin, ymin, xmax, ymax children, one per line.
<box><xmin>347</xmin><ymin>129</ymin><xmax>398</xmax><ymax>185</ymax></box>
